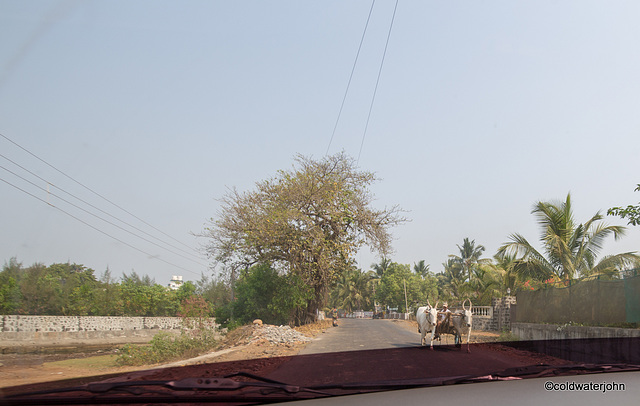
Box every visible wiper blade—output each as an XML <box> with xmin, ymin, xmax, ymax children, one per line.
<box><xmin>3</xmin><ymin>372</ymin><xmax>333</xmax><ymax>405</ymax></box>
<box><xmin>6</xmin><ymin>364</ymin><xmax>640</xmax><ymax>405</ymax></box>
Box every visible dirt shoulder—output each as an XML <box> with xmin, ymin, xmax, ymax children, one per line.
<box><xmin>0</xmin><ymin>320</ymin><xmax>508</xmax><ymax>389</ymax></box>
<box><xmin>0</xmin><ymin>320</ymin><xmax>334</xmax><ymax>389</ymax></box>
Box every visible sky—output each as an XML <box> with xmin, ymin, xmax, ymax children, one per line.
<box><xmin>1</xmin><ymin>0</ymin><xmax>639</xmax><ymax>285</ymax></box>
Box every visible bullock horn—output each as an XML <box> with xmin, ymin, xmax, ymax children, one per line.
<box><xmin>427</xmin><ymin>299</ymin><xmax>431</xmax><ymax>308</ymax></box>
<box><xmin>462</xmin><ymin>299</ymin><xmax>469</xmax><ymax>311</ymax></box>
<box><xmin>435</xmin><ymin>301</ymin><xmax>439</xmax><ymax>310</ymax></box>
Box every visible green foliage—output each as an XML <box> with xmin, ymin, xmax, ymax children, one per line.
<box><xmin>203</xmin><ymin>152</ymin><xmax>406</xmax><ymax>323</ymax></box>
<box><xmin>375</xmin><ymin>262</ymin><xmax>437</xmax><ymax>313</ymax></box>
<box><xmin>608</xmin><ymin>184</ymin><xmax>640</xmax><ymax>226</ymax></box>
<box><xmin>438</xmin><ymin>258</ymin><xmax>465</xmax><ymax>300</ymax></box>
<box><xmin>179</xmin><ymin>296</ymin><xmax>213</xmax><ymax>330</ymax></box>
<box><xmin>270</xmin><ymin>272</ymin><xmax>314</xmax><ymax>325</ymax></box>
<box><xmin>498</xmin><ymin>329</ymin><xmax>520</xmax><ymax>342</ymax></box>
<box><xmin>413</xmin><ymin>260</ymin><xmax>430</xmax><ymax>279</ymax></box>
<box><xmin>216</xmin><ymin>263</ymin><xmax>313</xmax><ymax>327</ymax></box>
<box><xmin>0</xmin><ymin>275</ymin><xmax>19</xmax><ymax>314</ymax></box>
<box><xmin>329</xmin><ymin>267</ymin><xmax>374</xmax><ymax>312</ymax></box>
<box><xmin>116</xmin><ymin>330</ymin><xmax>218</xmax><ymax>366</ymax></box>
<box><xmin>499</xmin><ymin>193</ymin><xmax>640</xmax><ymax>282</ymax></box>
<box><xmin>371</xmin><ymin>258</ymin><xmax>391</xmax><ymax>278</ymax></box>
<box><xmin>196</xmin><ymin>273</ymin><xmax>232</xmax><ymax>310</ymax></box>
<box><xmin>0</xmin><ymin>257</ymin><xmax>204</xmax><ymax>317</ymax></box>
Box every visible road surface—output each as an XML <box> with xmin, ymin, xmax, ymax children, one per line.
<box><xmin>300</xmin><ymin>318</ymin><xmax>420</xmax><ymax>354</ymax></box>
<box><xmin>267</xmin><ymin>318</ymin><xmax>570</xmax><ymax>387</ymax></box>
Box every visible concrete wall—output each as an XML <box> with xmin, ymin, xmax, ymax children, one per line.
<box><xmin>0</xmin><ymin>315</ymin><xmax>219</xmax><ymax>351</ymax></box>
<box><xmin>508</xmin><ymin>322</ymin><xmax>640</xmax><ymax>364</ymax></box>
<box><xmin>512</xmin><ymin>322</ymin><xmax>640</xmax><ymax>341</ymax></box>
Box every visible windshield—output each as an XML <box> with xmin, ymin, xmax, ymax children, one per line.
<box><xmin>1</xmin><ymin>1</ymin><xmax>639</xmax><ymax>404</ymax></box>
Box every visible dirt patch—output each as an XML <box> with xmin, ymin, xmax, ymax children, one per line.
<box><xmin>0</xmin><ymin>320</ymin><xmax>335</xmax><ymax>389</ymax></box>
<box><xmin>206</xmin><ymin>320</ymin><xmax>333</xmax><ymax>363</ymax></box>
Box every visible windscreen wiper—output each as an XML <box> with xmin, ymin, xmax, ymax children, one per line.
<box><xmin>1</xmin><ymin>372</ymin><xmax>333</xmax><ymax>405</ymax></box>
<box><xmin>5</xmin><ymin>364</ymin><xmax>640</xmax><ymax>405</ymax></box>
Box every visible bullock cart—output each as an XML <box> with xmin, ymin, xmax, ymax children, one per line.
<box><xmin>435</xmin><ymin>300</ymin><xmax>473</xmax><ymax>352</ymax></box>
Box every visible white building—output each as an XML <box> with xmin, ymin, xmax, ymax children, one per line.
<box><xmin>168</xmin><ymin>275</ymin><xmax>184</xmax><ymax>290</ymax></box>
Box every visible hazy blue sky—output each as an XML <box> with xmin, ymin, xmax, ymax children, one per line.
<box><xmin>2</xmin><ymin>0</ymin><xmax>639</xmax><ymax>285</ymax></box>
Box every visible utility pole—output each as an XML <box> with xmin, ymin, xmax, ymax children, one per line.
<box><xmin>403</xmin><ymin>279</ymin><xmax>408</xmax><ymax>315</ymax></box>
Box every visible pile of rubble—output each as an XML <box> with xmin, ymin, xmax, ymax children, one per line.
<box><xmin>250</xmin><ymin>324</ymin><xmax>312</xmax><ymax>346</ymax></box>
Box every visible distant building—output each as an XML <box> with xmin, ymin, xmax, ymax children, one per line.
<box><xmin>168</xmin><ymin>275</ymin><xmax>183</xmax><ymax>290</ymax></box>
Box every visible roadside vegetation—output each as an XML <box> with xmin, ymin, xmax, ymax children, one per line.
<box><xmin>116</xmin><ymin>330</ymin><xmax>218</xmax><ymax>366</ymax></box>
<box><xmin>2</xmin><ymin>153</ymin><xmax>638</xmax><ymax>332</ymax></box>
<box><xmin>116</xmin><ymin>296</ymin><xmax>219</xmax><ymax>366</ymax></box>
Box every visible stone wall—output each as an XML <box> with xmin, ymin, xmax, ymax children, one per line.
<box><xmin>511</xmin><ymin>322</ymin><xmax>640</xmax><ymax>341</ymax></box>
<box><xmin>493</xmin><ymin>296</ymin><xmax>516</xmax><ymax>331</ymax></box>
<box><xmin>0</xmin><ymin>315</ymin><xmax>191</xmax><ymax>333</ymax></box>
<box><xmin>464</xmin><ymin>296</ymin><xmax>516</xmax><ymax>331</ymax></box>
<box><xmin>0</xmin><ymin>315</ymin><xmax>219</xmax><ymax>350</ymax></box>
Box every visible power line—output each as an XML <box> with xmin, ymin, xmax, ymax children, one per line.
<box><xmin>0</xmin><ymin>163</ymin><xmax>207</xmax><ymax>267</ymax></box>
<box><xmin>326</xmin><ymin>0</ymin><xmax>376</xmax><ymax>156</ymax></box>
<box><xmin>0</xmin><ymin>132</ymin><xmax>196</xmax><ymax>253</ymax></box>
<box><xmin>357</xmin><ymin>0</ymin><xmax>399</xmax><ymax>164</ymax></box>
<box><xmin>0</xmin><ymin>175</ymin><xmax>202</xmax><ymax>276</ymax></box>
<box><xmin>0</xmin><ymin>151</ymin><xmax>204</xmax><ymax>262</ymax></box>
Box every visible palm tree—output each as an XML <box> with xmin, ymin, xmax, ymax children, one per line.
<box><xmin>330</xmin><ymin>268</ymin><xmax>373</xmax><ymax>312</ymax></box>
<box><xmin>498</xmin><ymin>193</ymin><xmax>640</xmax><ymax>282</ymax></box>
<box><xmin>493</xmin><ymin>252</ymin><xmax>518</xmax><ymax>294</ymax></box>
<box><xmin>450</xmin><ymin>238</ymin><xmax>490</xmax><ymax>283</ymax></box>
<box><xmin>367</xmin><ymin>258</ymin><xmax>390</xmax><ymax>313</ymax></box>
<box><xmin>468</xmin><ymin>266</ymin><xmax>502</xmax><ymax>305</ymax></box>
<box><xmin>413</xmin><ymin>260</ymin><xmax>430</xmax><ymax>279</ymax></box>
<box><xmin>439</xmin><ymin>258</ymin><xmax>465</xmax><ymax>299</ymax></box>
<box><xmin>371</xmin><ymin>258</ymin><xmax>391</xmax><ymax>278</ymax></box>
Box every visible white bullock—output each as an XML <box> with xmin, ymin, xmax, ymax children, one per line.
<box><xmin>445</xmin><ymin>299</ymin><xmax>473</xmax><ymax>353</ymax></box>
<box><xmin>416</xmin><ymin>301</ymin><xmax>438</xmax><ymax>349</ymax></box>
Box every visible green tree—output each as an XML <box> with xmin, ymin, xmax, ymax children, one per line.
<box><xmin>203</xmin><ymin>152</ymin><xmax>406</xmax><ymax>323</ymax></box>
<box><xmin>449</xmin><ymin>238</ymin><xmax>489</xmax><ymax>283</ymax></box>
<box><xmin>222</xmin><ymin>263</ymin><xmax>313</xmax><ymax>326</ymax></box>
<box><xmin>196</xmin><ymin>273</ymin><xmax>232</xmax><ymax>311</ymax></box>
<box><xmin>498</xmin><ymin>193</ymin><xmax>640</xmax><ymax>282</ymax></box>
<box><xmin>437</xmin><ymin>258</ymin><xmax>465</xmax><ymax>300</ymax></box>
<box><xmin>47</xmin><ymin>263</ymin><xmax>100</xmax><ymax>315</ymax></box>
<box><xmin>608</xmin><ymin>184</ymin><xmax>640</xmax><ymax>226</ymax></box>
<box><xmin>20</xmin><ymin>263</ymin><xmax>61</xmax><ymax>314</ymax></box>
<box><xmin>95</xmin><ymin>268</ymin><xmax>123</xmax><ymax>316</ymax></box>
<box><xmin>176</xmin><ymin>281</ymin><xmax>197</xmax><ymax>303</ymax></box>
<box><xmin>371</xmin><ymin>258</ymin><xmax>392</xmax><ymax>278</ymax></box>
<box><xmin>179</xmin><ymin>296</ymin><xmax>213</xmax><ymax>330</ymax></box>
<box><xmin>120</xmin><ymin>273</ymin><xmax>179</xmax><ymax>317</ymax></box>
<box><xmin>330</xmin><ymin>267</ymin><xmax>373</xmax><ymax>312</ymax></box>
<box><xmin>0</xmin><ymin>258</ymin><xmax>23</xmax><ymax>314</ymax></box>
<box><xmin>376</xmin><ymin>262</ymin><xmax>437</xmax><ymax>313</ymax></box>
<box><xmin>468</xmin><ymin>265</ymin><xmax>502</xmax><ymax>305</ymax></box>
<box><xmin>413</xmin><ymin>260</ymin><xmax>430</xmax><ymax>279</ymax></box>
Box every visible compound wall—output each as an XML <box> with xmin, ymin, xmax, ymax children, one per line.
<box><xmin>0</xmin><ymin>315</ymin><xmax>219</xmax><ymax>351</ymax></box>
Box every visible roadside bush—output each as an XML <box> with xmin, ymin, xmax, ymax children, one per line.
<box><xmin>215</xmin><ymin>263</ymin><xmax>314</xmax><ymax>328</ymax></box>
<box><xmin>497</xmin><ymin>328</ymin><xmax>520</xmax><ymax>342</ymax></box>
<box><xmin>116</xmin><ymin>330</ymin><xmax>218</xmax><ymax>366</ymax></box>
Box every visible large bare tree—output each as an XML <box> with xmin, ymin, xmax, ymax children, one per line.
<box><xmin>202</xmin><ymin>152</ymin><xmax>406</xmax><ymax>323</ymax></box>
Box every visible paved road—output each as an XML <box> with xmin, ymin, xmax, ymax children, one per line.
<box><xmin>299</xmin><ymin>318</ymin><xmax>420</xmax><ymax>354</ymax></box>
<box><xmin>268</xmin><ymin>318</ymin><xmax>569</xmax><ymax>387</ymax></box>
